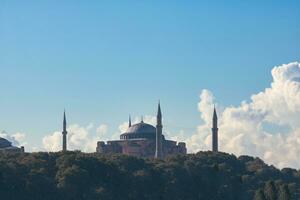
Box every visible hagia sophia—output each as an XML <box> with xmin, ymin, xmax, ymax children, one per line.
<box><xmin>0</xmin><ymin>103</ymin><xmax>219</xmax><ymax>158</ymax></box>
<box><xmin>96</xmin><ymin>103</ymin><xmax>187</xmax><ymax>158</ymax></box>
<box><xmin>65</xmin><ymin>102</ymin><xmax>218</xmax><ymax>158</ymax></box>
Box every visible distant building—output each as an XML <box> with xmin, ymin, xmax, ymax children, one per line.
<box><xmin>0</xmin><ymin>137</ymin><xmax>24</xmax><ymax>153</ymax></box>
<box><xmin>96</xmin><ymin>103</ymin><xmax>187</xmax><ymax>158</ymax></box>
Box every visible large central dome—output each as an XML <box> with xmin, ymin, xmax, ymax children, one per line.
<box><xmin>127</xmin><ymin>123</ymin><xmax>156</xmax><ymax>134</ymax></box>
<box><xmin>120</xmin><ymin>122</ymin><xmax>156</xmax><ymax>140</ymax></box>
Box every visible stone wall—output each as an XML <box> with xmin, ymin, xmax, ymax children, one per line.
<box><xmin>97</xmin><ymin>139</ymin><xmax>187</xmax><ymax>158</ymax></box>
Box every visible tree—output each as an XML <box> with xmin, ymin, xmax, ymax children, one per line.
<box><xmin>278</xmin><ymin>184</ymin><xmax>291</xmax><ymax>200</ymax></box>
<box><xmin>254</xmin><ymin>189</ymin><xmax>266</xmax><ymax>200</ymax></box>
<box><xmin>0</xmin><ymin>151</ymin><xmax>299</xmax><ymax>200</ymax></box>
<box><xmin>264</xmin><ymin>181</ymin><xmax>277</xmax><ymax>200</ymax></box>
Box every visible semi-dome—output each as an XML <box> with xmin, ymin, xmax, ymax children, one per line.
<box><xmin>120</xmin><ymin>122</ymin><xmax>156</xmax><ymax>140</ymax></box>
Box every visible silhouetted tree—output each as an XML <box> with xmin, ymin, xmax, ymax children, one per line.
<box><xmin>254</xmin><ymin>189</ymin><xmax>266</xmax><ymax>200</ymax></box>
<box><xmin>0</xmin><ymin>151</ymin><xmax>298</xmax><ymax>200</ymax></box>
<box><xmin>278</xmin><ymin>184</ymin><xmax>291</xmax><ymax>200</ymax></box>
<box><xmin>264</xmin><ymin>181</ymin><xmax>277</xmax><ymax>200</ymax></box>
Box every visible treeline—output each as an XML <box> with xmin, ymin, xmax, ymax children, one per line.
<box><xmin>0</xmin><ymin>151</ymin><xmax>299</xmax><ymax>200</ymax></box>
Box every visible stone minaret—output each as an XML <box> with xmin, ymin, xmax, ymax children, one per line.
<box><xmin>155</xmin><ymin>102</ymin><xmax>163</xmax><ymax>159</ymax></box>
<box><xmin>62</xmin><ymin>110</ymin><xmax>68</xmax><ymax>152</ymax></box>
<box><xmin>212</xmin><ymin>106</ymin><xmax>218</xmax><ymax>152</ymax></box>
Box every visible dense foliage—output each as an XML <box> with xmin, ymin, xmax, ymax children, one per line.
<box><xmin>0</xmin><ymin>151</ymin><xmax>299</xmax><ymax>200</ymax></box>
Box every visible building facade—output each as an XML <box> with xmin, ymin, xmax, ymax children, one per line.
<box><xmin>96</xmin><ymin>103</ymin><xmax>187</xmax><ymax>158</ymax></box>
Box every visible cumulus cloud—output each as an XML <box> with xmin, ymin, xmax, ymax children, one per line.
<box><xmin>186</xmin><ymin>62</ymin><xmax>300</xmax><ymax>169</ymax></box>
<box><xmin>96</xmin><ymin>124</ymin><xmax>108</xmax><ymax>137</ymax></box>
<box><xmin>42</xmin><ymin>115</ymin><xmax>157</xmax><ymax>153</ymax></box>
<box><xmin>42</xmin><ymin>123</ymin><xmax>108</xmax><ymax>152</ymax></box>
<box><xmin>0</xmin><ymin>131</ymin><xmax>27</xmax><ymax>147</ymax></box>
<box><xmin>42</xmin><ymin>132</ymin><xmax>61</xmax><ymax>152</ymax></box>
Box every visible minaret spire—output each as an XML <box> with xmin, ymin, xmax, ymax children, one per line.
<box><xmin>157</xmin><ymin>100</ymin><xmax>162</xmax><ymax>118</ymax></box>
<box><xmin>129</xmin><ymin>115</ymin><xmax>132</xmax><ymax>127</ymax></box>
<box><xmin>155</xmin><ymin>101</ymin><xmax>163</xmax><ymax>159</ymax></box>
<box><xmin>62</xmin><ymin>110</ymin><xmax>68</xmax><ymax>152</ymax></box>
<box><xmin>63</xmin><ymin>110</ymin><xmax>67</xmax><ymax>130</ymax></box>
<box><xmin>212</xmin><ymin>105</ymin><xmax>218</xmax><ymax>152</ymax></box>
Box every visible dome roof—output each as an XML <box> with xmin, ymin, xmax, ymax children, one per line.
<box><xmin>0</xmin><ymin>137</ymin><xmax>12</xmax><ymax>148</ymax></box>
<box><xmin>127</xmin><ymin>122</ymin><xmax>156</xmax><ymax>134</ymax></box>
<box><xmin>120</xmin><ymin>122</ymin><xmax>156</xmax><ymax>140</ymax></box>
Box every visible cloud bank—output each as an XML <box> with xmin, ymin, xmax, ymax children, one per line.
<box><xmin>42</xmin><ymin>115</ymin><xmax>158</xmax><ymax>153</ymax></box>
<box><xmin>186</xmin><ymin>62</ymin><xmax>300</xmax><ymax>169</ymax></box>
<box><xmin>0</xmin><ymin>131</ymin><xmax>27</xmax><ymax>147</ymax></box>
<box><xmin>42</xmin><ymin>123</ymin><xmax>108</xmax><ymax>152</ymax></box>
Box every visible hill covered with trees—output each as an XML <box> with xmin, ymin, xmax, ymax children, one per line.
<box><xmin>0</xmin><ymin>151</ymin><xmax>299</xmax><ymax>200</ymax></box>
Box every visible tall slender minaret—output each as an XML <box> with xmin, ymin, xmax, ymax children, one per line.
<box><xmin>129</xmin><ymin>115</ymin><xmax>132</xmax><ymax>127</ymax></box>
<box><xmin>155</xmin><ymin>102</ymin><xmax>163</xmax><ymax>159</ymax></box>
<box><xmin>62</xmin><ymin>110</ymin><xmax>68</xmax><ymax>152</ymax></box>
<box><xmin>212</xmin><ymin>106</ymin><xmax>218</xmax><ymax>152</ymax></box>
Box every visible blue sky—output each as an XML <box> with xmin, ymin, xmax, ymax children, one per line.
<box><xmin>0</xmin><ymin>1</ymin><xmax>300</xmax><ymax>150</ymax></box>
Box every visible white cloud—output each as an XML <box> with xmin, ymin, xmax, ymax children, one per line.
<box><xmin>12</xmin><ymin>132</ymin><xmax>27</xmax><ymax>146</ymax></box>
<box><xmin>96</xmin><ymin>124</ymin><xmax>108</xmax><ymax>137</ymax></box>
<box><xmin>42</xmin><ymin>123</ymin><xmax>108</xmax><ymax>152</ymax></box>
<box><xmin>0</xmin><ymin>131</ymin><xmax>27</xmax><ymax>147</ymax></box>
<box><xmin>42</xmin><ymin>131</ymin><xmax>61</xmax><ymax>152</ymax></box>
<box><xmin>118</xmin><ymin>122</ymin><xmax>129</xmax><ymax>134</ymax></box>
<box><xmin>42</xmin><ymin>115</ymin><xmax>157</xmax><ymax>153</ymax></box>
<box><xmin>186</xmin><ymin>62</ymin><xmax>300</xmax><ymax>169</ymax></box>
